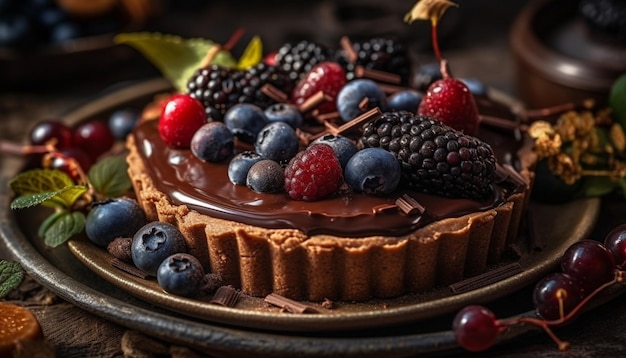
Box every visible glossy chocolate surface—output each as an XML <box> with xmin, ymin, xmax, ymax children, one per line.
<box><xmin>132</xmin><ymin>97</ymin><xmax>523</xmax><ymax>237</ymax></box>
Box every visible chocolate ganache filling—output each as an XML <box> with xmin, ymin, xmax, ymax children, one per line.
<box><xmin>131</xmin><ymin>95</ymin><xmax>525</xmax><ymax>237</ymax></box>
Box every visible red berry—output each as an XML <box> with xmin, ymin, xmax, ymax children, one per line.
<box><xmin>291</xmin><ymin>61</ymin><xmax>347</xmax><ymax>114</ymax></box>
<box><xmin>284</xmin><ymin>143</ymin><xmax>343</xmax><ymax>201</ymax></box>
<box><xmin>158</xmin><ymin>94</ymin><xmax>208</xmax><ymax>148</ymax></box>
<box><xmin>560</xmin><ymin>240</ymin><xmax>616</xmax><ymax>296</ymax></box>
<box><xmin>29</xmin><ymin>119</ymin><xmax>73</xmax><ymax>150</ymax></box>
<box><xmin>417</xmin><ymin>78</ymin><xmax>480</xmax><ymax>136</ymax></box>
<box><xmin>73</xmin><ymin>120</ymin><xmax>115</xmax><ymax>162</ymax></box>
<box><xmin>604</xmin><ymin>224</ymin><xmax>626</xmax><ymax>268</ymax></box>
<box><xmin>533</xmin><ymin>272</ymin><xmax>583</xmax><ymax>321</ymax></box>
<box><xmin>264</xmin><ymin>51</ymin><xmax>278</xmax><ymax>66</ymax></box>
<box><xmin>452</xmin><ymin>305</ymin><xmax>499</xmax><ymax>352</ymax></box>
<box><xmin>44</xmin><ymin>148</ymin><xmax>92</xmax><ymax>182</ymax></box>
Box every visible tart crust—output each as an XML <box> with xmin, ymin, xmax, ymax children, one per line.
<box><xmin>126</xmin><ymin>134</ymin><xmax>534</xmax><ymax>301</ymax></box>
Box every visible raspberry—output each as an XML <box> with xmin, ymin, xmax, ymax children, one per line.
<box><xmin>284</xmin><ymin>144</ymin><xmax>343</xmax><ymax>201</ymax></box>
<box><xmin>291</xmin><ymin>61</ymin><xmax>347</xmax><ymax>114</ymax></box>
<box><xmin>361</xmin><ymin>111</ymin><xmax>496</xmax><ymax>200</ymax></box>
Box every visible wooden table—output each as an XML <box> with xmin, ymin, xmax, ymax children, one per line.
<box><xmin>3</xmin><ymin>1</ymin><xmax>626</xmax><ymax>356</ymax></box>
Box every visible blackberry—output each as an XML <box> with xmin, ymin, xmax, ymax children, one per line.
<box><xmin>361</xmin><ymin>111</ymin><xmax>496</xmax><ymax>200</ymax></box>
<box><xmin>233</xmin><ymin>62</ymin><xmax>294</xmax><ymax>110</ymax></box>
<box><xmin>579</xmin><ymin>0</ymin><xmax>626</xmax><ymax>40</ymax></box>
<box><xmin>335</xmin><ymin>37</ymin><xmax>411</xmax><ymax>85</ymax></box>
<box><xmin>274</xmin><ymin>40</ymin><xmax>333</xmax><ymax>82</ymax></box>
<box><xmin>186</xmin><ymin>63</ymin><xmax>293</xmax><ymax>121</ymax></box>
<box><xmin>187</xmin><ymin>65</ymin><xmax>238</xmax><ymax>120</ymax></box>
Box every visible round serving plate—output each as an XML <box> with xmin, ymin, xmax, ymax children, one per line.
<box><xmin>0</xmin><ymin>78</ymin><xmax>613</xmax><ymax>356</ymax></box>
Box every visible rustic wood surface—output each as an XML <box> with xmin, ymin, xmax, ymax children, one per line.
<box><xmin>2</xmin><ymin>1</ymin><xmax>626</xmax><ymax>357</ymax></box>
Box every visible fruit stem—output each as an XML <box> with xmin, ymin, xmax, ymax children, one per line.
<box><xmin>431</xmin><ymin>18</ymin><xmax>444</xmax><ymax>65</ymax></box>
<box><xmin>0</xmin><ymin>140</ymin><xmax>56</xmax><ymax>156</ymax></box>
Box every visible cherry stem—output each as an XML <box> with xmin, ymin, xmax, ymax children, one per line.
<box><xmin>498</xmin><ymin>271</ymin><xmax>623</xmax><ymax>351</ymax></box>
<box><xmin>431</xmin><ymin>18</ymin><xmax>443</xmax><ymax>65</ymax></box>
<box><xmin>0</xmin><ymin>139</ymin><xmax>56</xmax><ymax>156</ymax></box>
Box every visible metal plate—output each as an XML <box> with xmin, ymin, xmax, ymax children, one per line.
<box><xmin>0</xmin><ymin>79</ymin><xmax>605</xmax><ymax>356</ymax></box>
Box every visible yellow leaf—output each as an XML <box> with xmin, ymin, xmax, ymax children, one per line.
<box><xmin>404</xmin><ymin>0</ymin><xmax>458</xmax><ymax>24</ymax></box>
<box><xmin>237</xmin><ymin>36</ymin><xmax>263</xmax><ymax>70</ymax></box>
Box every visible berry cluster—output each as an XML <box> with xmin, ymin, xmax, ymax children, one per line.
<box><xmin>85</xmin><ymin>200</ymin><xmax>213</xmax><ymax>297</ymax></box>
<box><xmin>25</xmin><ymin>109</ymin><xmax>136</xmax><ymax>182</ymax></box>
<box><xmin>452</xmin><ymin>225</ymin><xmax>626</xmax><ymax>352</ymax></box>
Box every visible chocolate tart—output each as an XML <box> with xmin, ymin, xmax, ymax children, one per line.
<box><xmin>126</xmin><ymin>87</ymin><xmax>536</xmax><ymax>302</ymax></box>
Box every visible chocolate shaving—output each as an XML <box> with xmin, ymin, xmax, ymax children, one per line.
<box><xmin>340</xmin><ymin>36</ymin><xmax>358</xmax><ymax>64</ymax></box>
<box><xmin>396</xmin><ymin>194</ymin><xmax>426</xmax><ymax>215</ymax></box>
<box><xmin>448</xmin><ymin>263</ymin><xmax>523</xmax><ymax>294</ymax></box>
<box><xmin>298</xmin><ymin>91</ymin><xmax>329</xmax><ymax>113</ymax></box>
<box><xmin>358</xmin><ymin>97</ymin><xmax>369</xmax><ymax>111</ymax></box>
<box><xmin>311</xmin><ymin>107</ymin><xmax>382</xmax><ymax>140</ymax></box>
<box><xmin>260</xmin><ymin>83</ymin><xmax>289</xmax><ymax>103</ymax></box>
<box><xmin>355</xmin><ymin>66</ymin><xmax>401</xmax><ymax>84</ymax></box>
<box><xmin>378</xmin><ymin>83</ymin><xmax>409</xmax><ymax>94</ymax></box>
<box><xmin>210</xmin><ymin>285</ymin><xmax>241</xmax><ymax>307</ymax></box>
<box><xmin>110</xmin><ymin>258</ymin><xmax>149</xmax><ymax>279</ymax></box>
<box><xmin>495</xmin><ymin>163</ymin><xmax>528</xmax><ymax>191</ymax></box>
<box><xmin>373</xmin><ymin>203</ymin><xmax>398</xmax><ymax>214</ymax></box>
<box><xmin>315</xmin><ymin>111</ymin><xmax>341</xmax><ymax>123</ymax></box>
<box><xmin>264</xmin><ymin>293</ymin><xmax>318</xmax><ymax>313</ymax></box>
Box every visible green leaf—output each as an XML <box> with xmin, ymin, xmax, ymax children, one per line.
<box><xmin>10</xmin><ymin>185</ymin><xmax>88</xmax><ymax>210</ymax></box>
<box><xmin>10</xmin><ymin>169</ymin><xmax>74</xmax><ymax>196</ymax></box>
<box><xmin>582</xmin><ymin>176</ymin><xmax>618</xmax><ymax>197</ymax></box>
<box><xmin>114</xmin><ymin>32</ymin><xmax>237</xmax><ymax>92</ymax></box>
<box><xmin>42</xmin><ymin>211</ymin><xmax>85</xmax><ymax>248</ymax></box>
<box><xmin>88</xmin><ymin>156</ymin><xmax>132</xmax><ymax>198</ymax></box>
<box><xmin>236</xmin><ymin>36</ymin><xmax>263</xmax><ymax>70</ymax></box>
<box><xmin>610</xmin><ymin>73</ymin><xmax>626</xmax><ymax>129</ymax></box>
<box><xmin>38</xmin><ymin>210</ymin><xmax>70</xmax><ymax>238</ymax></box>
<box><xmin>0</xmin><ymin>260</ymin><xmax>25</xmax><ymax>298</ymax></box>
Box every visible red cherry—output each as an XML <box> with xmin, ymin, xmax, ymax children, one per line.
<box><xmin>158</xmin><ymin>94</ymin><xmax>207</xmax><ymax>148</ymax></box>
<box><xmin>291</xmin><ymin>61</ymin><xmax>346</xmax><ymax>114</ymax></box>
<box><xmin>29</xmin><ymin>119</ymin><xmax>73</xmax><ymax>150</ymax></box>
<box><xmin>45</xmin><ymin>148</ymin><xmax>92</xmax><ymax>182</ymax></box>
<box><xmin>452</xmin><ymin>305</ymin><xmax>499</xmax><ymax>352</ymax></box>
<box><xmin>604</xmin><ymin>224</ymin><xmax>626</xmax><ymax>268</ymax></box>
<box><xmin>417</xmin><ymin>77</ymin><xmax>480</xmax><ymax>136</ymax></box>
<box><xmin>560</xmin><ymin>240</ymin><xmax>616</xmax><ymax>296</ymax></box>
<box><xmin>73</xmin><ymin>120</ymin><xmax>115</xmax><ymax>162</ymax></box>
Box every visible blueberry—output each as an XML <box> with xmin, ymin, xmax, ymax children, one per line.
<box><xmin>246</xmin><ymin>159</ymin><xmax>285</xmax><ymax>193</ymax></box>
<box><xmin>312</xmin><ymin>134</ymin><xmax>358</xmax><ymax>169</ymax></box>
<box><xmin>254</xmin><ymin>121</ymin><xmax>299</xmax><ymax>164</ymax></box>
<box><xmin>108</xmin><ymin>109</ymin><xmax>140</xmax><ymax>140</ymax></box>
<box><xmin>461</xmin><ymin>78</ymin><xmax>488</xmax><ymax>96</ymax></box>
<box><xmin>344</xmin><ymin>148</ymin><xmax>401</xmax><ymax>195</ymax></box>
<box><xmin>387</xmin><ymin>90</ymin><xmax>423</xmax><ymax>113</ymax></box>
<box><xmin>0</xmin><ymin>15</ymin><xmax>36</xmax><ymax>47</ymax></box>
<box><xmin>50</xmin><ymin>21</ymin><xmax>82</xmax><ymax>43</ymax></box>
<box><xmin>228</xmin><ymin>151</ymin><xmax>264</xmax><ymax>185</ymax></box>
<box><xmin>191</xmin><ymin>122</ymin><xmax>234</xmax><ymax>162</ymax></box>
<box><xmin>131</xmin><ymin>221</ymin><xmax>187</xmax><ymax>276</ymax></box>
<box><xmin>223</xmin><ymin>103</ymin><xmax>268</xmax><ymax>143</ymax></box>
<box><xmin>37</xmin><ymin>7</ymin><xmax>68</xmax><ymax>28</ymax></box>
<box><xmin>264</xmin><ymin>103</ymin><xmax>304</xmax><ymax>128</ymax></box>
<box><xmin>85</xmin><ymin>198</ymin><xmax>147</xmax><ymax>247</ymax></box>
<box><xmin>157</xmin><ymin>253</ymin><xmax>205</xmax><ymax>297</ymax></box>
<box><xmin>336</xmin><ymin>79</ymin><xmax>387</xmax><ymax>122</ymax></box>
<box><xmin>413</xmin><ymin>62</ymin><xmax>443</xmax><ymax>91</ymax></box>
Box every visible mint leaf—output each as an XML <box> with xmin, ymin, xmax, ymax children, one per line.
<box><xmin>10</xmin><ymin>185</ymin><xmax>87</xmax><ymax>210</ymax></box>
<box><xmin>88</xmin><ymin>156</ymin><xmax>132</xmax><ymax>198</ymax></box>
<box><xmin>114</xmin><ymin>32</ymin><xmax>237</xmax><ymax>92</ymax></box>
<box><xmin>610</xmin><ymin>73</ymin><xmax>626</xmax><ymax>128</ymax></box>
<box><xmin>0</xmin><ymin>260</ymin><xmax>25</xmax><ymax>298</ymax></box>
<box><xmin>42</xmin><ymin>211</ymin><xmax>85</xmax><ymax>248</ymax></box>
<box><xmin>10</xmin><ymin>169</ymin><xmax>74</xmax><ymax>195</ymax></box>
<box><xmin>38</xmin><ymin>210</ymin><xmax>70</xmax><ymax>238</ymax></box>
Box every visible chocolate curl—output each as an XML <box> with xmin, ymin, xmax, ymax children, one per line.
<box><xmin>210</xmin><ymin>285</ymin><xmax>241</xmax><ymax>307</ymax></box>
<box><xmin>298</xmin><ymin>91</ymin><xmax>330</xmax><ymax>113</ymax></box>
<box><xmin>396</xmin><ymin>194</ymin><xmax>427</xmax><ymax>215</ymax></box>
<box><xmin>355</xmin><ymin>66</ymin><xmax>402</xmax><ymax>84</ymax></box>
<box><xmin>358</xmin><ymin>97</ymin><xmax>369</xmax><ymax>111</ymax></box>
<box><xmin>264</xmin><ymin>293</ymin><xmax>318</xmax><ymax>313</ymax></box>
<box><xmin>260</xmin><ymin>83</ymin><xmax>289</xmax><ymax>103</ymax></box>
<box><xmin>340</xmin><ymin>36</ymin><xmax>358</xmax><ymax>64</ymax></box>
<box><xmin>311</xmin><ymin>107</ymin><xmax>382</xmax><ymax>141</ymax></box>
<box><xmin>110</xmin><ymin>258</ymin><xmax>149</xmax><ymax>279</ymax></box>
<box><xmin>448</xmin><ymin>263</ymin><xmax>523</xmax><ymax>294</ymax></box>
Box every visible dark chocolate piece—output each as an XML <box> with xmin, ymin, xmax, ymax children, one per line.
<box><xmin>448</xmin><ymin>262</ymin><xmax>523</xmax><ymax>294</ymax></box>
<box><xmin>264</xmin><ymin>293</ymin><xmax>318</xmax><ymax>313</ymax></box>
<box><xmin>210</xmin><ymin>285</ymin><xmax>241</xmax><ymax>307</ymax></box>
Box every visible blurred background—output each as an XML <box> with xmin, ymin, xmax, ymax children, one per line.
<box><xmin>0</xmin><ymin>0</ymin><xmax>532</xmax><ymax>92</ymax></box>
